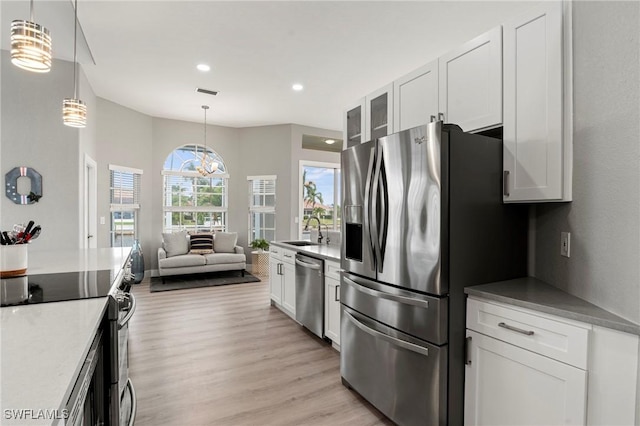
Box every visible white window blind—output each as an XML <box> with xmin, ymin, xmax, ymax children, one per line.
<box><xmin>109</xmin><ymin>165</ymin><xmax>143</xmax><ymax>247</ymax></box>
<box><xmin>248</xmin><ymin>176</ymin><xmax>276</xmax><ymax>243</ymax></box>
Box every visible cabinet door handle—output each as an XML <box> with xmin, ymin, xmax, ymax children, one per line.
<box><xmin>334</xmin><ymin>285</ymin><xmax>340</xmax><ymax>302</ymax></box>
<box><xmin>498</xmin><ymin>322</ymin><xmax>534</xmax><ymax>336</ymax></box>
<box><xmin>465</xmin><ymin>336</ymin><xmax>472</xmax><ymax>365</ymax></box>
<box><xmin>277</xmin><ymin>263</ymin><xmax>282</xmax><ymax>275</ymax></box>
<box><xmin>503</xmin><ymin>171</ymin><xmax>510</xmax><ymax>197</ymax></box>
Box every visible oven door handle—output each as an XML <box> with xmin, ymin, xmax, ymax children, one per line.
<box><xmin>343</xmin><ymin>310</ymin><xmax>429</xmax><ymax>357</ymax></box>
<box><xmin>125</xmin><ymin>378</ymin><xmax>137</xmax><ymax>426</ymax></box>
<box><xmin>118</xmin><ymin>293</ymin><xmax>137</xmax><ymax>330</ymax></box>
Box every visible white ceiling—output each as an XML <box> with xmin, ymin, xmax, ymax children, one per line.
<box><xmin>2</xmin><ymin>1</ymin><xmax>542</xmax><ymax>131</ymax></box>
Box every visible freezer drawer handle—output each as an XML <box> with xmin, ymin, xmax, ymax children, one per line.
<box><xmin>118</xmin><ymin>293</ymin><xmax>137</xmax><ymax>330</ymax></box>
<box><xmin>498</xmin><ymin>322</ymin><xmax>534</xmax><ymax>336</ymax></box>
<box><xmin>344</xmin><ymin>310</ymin><xmax>429</xmax><ymax>357</ymax></box>
<box><xmin>343</xmin><ymin>276</ymin><xmax>429</xmax><ymax>309</ymax></box>
<box><xmin>295</xmin><ymin>258</ymin><xmax>321</xmax><ymax>270</ymax></box>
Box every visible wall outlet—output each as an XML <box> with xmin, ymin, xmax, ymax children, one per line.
<box><xmin>561</xmin><ymin>232</ymin><xmax>570</xmax><ymax>257</ymax></box>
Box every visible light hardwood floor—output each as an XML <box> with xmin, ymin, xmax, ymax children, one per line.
<box><xmin>129</xmin><ymin>277</ymin><xmax>391</xmax><ymax>425</ymax></box>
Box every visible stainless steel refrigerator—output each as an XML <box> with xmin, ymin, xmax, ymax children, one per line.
<box><xmin>340</xmin><ymin>120</ymin><xmax>528</xmax><ymax>425</ymax></box>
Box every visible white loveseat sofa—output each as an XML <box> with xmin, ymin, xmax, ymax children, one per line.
<box><xmin>157</xmin><ymin>231</ymin><xmax>246</xmax><ymax>279</ymax></box>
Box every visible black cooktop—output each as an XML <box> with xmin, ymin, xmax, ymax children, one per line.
<box><xmin>1</xmin><ymin>270</ymin><xmax>116</xmax><ymax>307</ymax></box>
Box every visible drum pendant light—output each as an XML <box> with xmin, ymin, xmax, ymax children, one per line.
<box><xmin>196</xmin><ymin>105</ymin><xmax>219</xmax><ymax>177</ymax></box>
<box><xmin>62</xmin><ymin>0</ymin><xmax>86</xmax><ymax>128</ymax></box>
<box><xmin>11</xmin><ymin>0</ymin><xmax>52</xmax><ymax>73</ymax></box>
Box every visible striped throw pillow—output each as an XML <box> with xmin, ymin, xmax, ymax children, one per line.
<box><xmin>189</xmin><ymin>233</ymin><xmax>214</xmax><ymax>254</ymax></box>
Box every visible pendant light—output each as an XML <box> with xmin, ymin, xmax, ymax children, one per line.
<box><xmin>196</xmin><ymin>105</ymin><xmax>219</xmax><ymax>177</ymax></box>
<box><xmin>62</xmin><ymin>0</ymin><xmax>86</xmax><ymax>128</ymax></box>
<box><xmin>10</xmin><ymin>0</ymin><xmax>52</xmax><ymax>73</ymax></box>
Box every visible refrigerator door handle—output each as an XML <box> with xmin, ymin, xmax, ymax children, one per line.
<box><xmin>364</xmin><ymin>146</ymin><xmax>377</xmax><ymax>266</ymax></box>
<box><xmin>371</xmin><ymin>145</ymin><xmax>382</xmax><ymax>270</ymax></box>
<box><xmin>343</xmin><ymin>276</ymin><xmax>430</xmax><ymax>309</ymax></box>
<box><xmin>377</xmin><ymin>152</ymin><xmax>388</xmax><ymax>273</ymax></box>
<box><xmin>343</xmin><ymin>310</ymin><xmax>429</xmax><ymax>357</ymax></box>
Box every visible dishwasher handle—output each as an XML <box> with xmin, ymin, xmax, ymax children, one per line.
<box><xmin>295</xmin><ymin>257</ymin><xmax>321</xmax><ymax>270</ymax></box>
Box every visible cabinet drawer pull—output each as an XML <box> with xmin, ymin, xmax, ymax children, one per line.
<box><xmin>498</xmin><ymin>322</ymin><xmax>534</xmax><ymax>336</ymax></box>
<box><xmin>503</xmin><ymin>171</ymin><xmax>510</xmax><ymax>197</ymax></box>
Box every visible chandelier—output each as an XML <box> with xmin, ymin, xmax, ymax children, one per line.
<box><xmin>195</xmin><ymin>105</ymin><xmax>218</xmax><ymax>177</ymax></box>
<box><xmin>10</xmin><ymin>0</ymin><xmax>52</xmax><ymax>73</ymax></box>
<box><xmin>62</xmin><ymin>0</ymin><xmax>86</xmax><ymax>128</ymax></box>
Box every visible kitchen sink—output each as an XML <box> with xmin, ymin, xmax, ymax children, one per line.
<box><xmin>281</xmin><ymin>240</ymin><xmax>318</xmax><ymax>247</ymax></box>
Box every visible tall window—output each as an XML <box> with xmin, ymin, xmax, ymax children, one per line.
<box><xmin>248</xmin><ymin>176</ymin><xmax>276</xmax><ymax>243</ymax></box>
<box><xmin>300</xmin><ymin>161</ymin><xmax>341</xmax><ymax>238</ymax></box>
<box><xmin>110</xmin><ymin>165</ymin><xmax>143</xmax><ymax>247</ymax></box>
<box><xmin>162</xmin><ymin>145</ymin><xmax>228</xmax><ymax>232</ymax></box>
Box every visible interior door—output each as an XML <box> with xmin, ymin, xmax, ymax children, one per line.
<box><xmin>83</xmin><ymin>155</ymin><xmax>98</xmax><ymax>249</ymax></box>
<box><xmin>376</xmin><ymin>123</ymin><xmax>444</xmax><ymax>295</ymax></box>
<box><xmin>341</xmin><ymin>140</ymin><xmax>376</xmax><ymax>279</ymax></box>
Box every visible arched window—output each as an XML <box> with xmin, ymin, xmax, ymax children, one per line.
<box><xmin>162</xmin><ymin>145</ymin><xmax>228</xmax><ymax>232</ymax></box>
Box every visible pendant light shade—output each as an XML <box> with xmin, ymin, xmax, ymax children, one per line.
<box><xmin>196</xmin><ymin>105</ymin><xmax>219</xmax><ymax>177</ymax></box>
<box><xmin>10</xmin><ymin>1</ymin><xmax>52</xmax><ymax>73</ymax></box>
<box><xmin>63</xmin><ymin>0</ymin><xmax>86</xmax><ymax>128</ymax></box>
<box><xmin>62</xmin><ymin>98</ymin><xmax>87</xmax><ymax>128</ymax></box>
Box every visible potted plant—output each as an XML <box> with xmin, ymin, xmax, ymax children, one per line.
<box><xmin>250</xmin><ymin>239</ymin><xmax>270</xmax><ymax>275</ymax></box>
<box><xmin>250</xmin><ymin>238</ymin><xmax>270</xmax><ymax>252</ymax></box>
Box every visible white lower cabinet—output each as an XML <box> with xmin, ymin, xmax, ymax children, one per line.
<box><xmin>324</xmin><ymin>276</ymin><xmax>340</xmax><ymax>345</ymax></box>
<box><xmin>268</xmin><ymin>255</ymin><xmax>282</xmax><ymax>305</ymax></box>
<box><xmin>324</xmin><ymin>259</ymin><xmax>341</xmax><ymax>348</ymax></box>
<box><xmin>281</xmin><ymin>261</ymin><xmax>296</xmax><ymax>316</ymax></box>
<box><xmin>465</xmin><ymin>329</ymin><xmax>587</xmax><ymax>425</ymax></box>
<box><xmin>269</xmin><ymin>247</ymin><xmax>296</xmax><ymax>319</ymax></box>
<box><xmin>465</xmin><ymin>297</ymin><xmax>640</xmax><ymax>426</ymax></box>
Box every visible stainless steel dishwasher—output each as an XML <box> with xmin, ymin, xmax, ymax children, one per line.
<box><xmin>295</xmin><ymin>253</ymin><xmax>324</xmax><ymax>338</ymax></box>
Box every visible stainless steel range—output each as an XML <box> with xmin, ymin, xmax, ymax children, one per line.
<box><xmin>108</xmin><ymin>277</ymin><xmax>137</xmax><ymax>426</ymax></box>
<box><xmin>340</xmin><ymin>120</ymin><xmax>528</xmax><ymax>425</ymax></box>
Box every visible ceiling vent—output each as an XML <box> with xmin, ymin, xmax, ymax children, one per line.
<box><xmin>196</xmin><ymin>88</ymin><xmax>218</xmax><ymax>96</ymax></box>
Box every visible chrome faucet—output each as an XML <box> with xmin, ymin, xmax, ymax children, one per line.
<box><xmin>304</xmin><ymin>216</ymin><xmax>323</xmax><ymax>244</ymax></box>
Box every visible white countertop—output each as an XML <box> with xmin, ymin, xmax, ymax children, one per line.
<box><xmin>270</xmin><ymin>241</ymin><xmax>341</xmax><ymax>262</ymax></box>
<box><xmin>28</xmin><ymin>247</ymin><xmax>132</xmax><ymax>275</ymax></box>
<box><xmin>0</xmin><ymin>248</ymin><xmax>131</xmax><ymax>425</ymax></box>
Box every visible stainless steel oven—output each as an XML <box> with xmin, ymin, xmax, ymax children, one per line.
<box><xmin>65</xmin><ymin>330</ymin><xmax>106</xmax><ymax>426</ymax></box>
<box><xmin>108</xmin><ymin>275</ymin><xmax>137</xmax><ymax>426</ymax></box>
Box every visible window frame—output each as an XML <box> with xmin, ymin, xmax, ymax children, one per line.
<box><xmin>161</xmin><ymin>145</ymin><xmax>229</xmax><ymax>233</ymax></box>
<box><xmin>247</xmin><ymin>175</ymin><xmax>277</xmax><ymax>244</ymax></box>
<box><xmin>109</xmin><ymin>164</ymin><xmax>143</xmax><ymax>248</ymax></box>
<box><xmin>298</xmin><ymin>160</ymin><xmax>341</xmax><ymax>239</ymax></box>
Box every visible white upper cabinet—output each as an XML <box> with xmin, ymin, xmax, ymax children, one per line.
<box><xmin>438</xmin><ymin>26</ymin><xmax>503</xmax><ymax>132</ymax></box>
<box><xmin>365</xmin><ymin>84</ymin><xmax>393</xmax><ymax>142</ymax></box>
<box><xmin>393</xmin><ymin>60</ymin><xmax>439</xmax><ymax>132</ymax></box>
<box><xmin>503</xmin><ymin>2</ymin><xmax>570</xmax><ymax>202</ymax></box>
<box><xmin>344</xmin><ymin>98</ymin><xmax>366</xmax><ymax>149</ymax></box>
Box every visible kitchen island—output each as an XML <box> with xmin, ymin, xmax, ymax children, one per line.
<box><xmin>0</xmin><ymin>247</ymin><xmax>131</xmax><ymax>425</ymax></box>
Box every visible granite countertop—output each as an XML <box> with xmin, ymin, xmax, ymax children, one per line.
<box><xmin>465</xmin><ymin>277</ymin><xmax>640</xmax><ymax>336</ymax></box>
<box><xmin>0</xmin><ymin>248</ymin><xmax>131</xmax><ymax>425</ymax></box>
<box><xmin>270</xmin><ymin>241</ymin><xmax>341</xmax><ymax>262</ymax></box>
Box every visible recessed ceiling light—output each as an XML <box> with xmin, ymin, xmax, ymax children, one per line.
<box><xmin>197</xmin><ymin>64</ymin><xmax>211</xmax><ymax>72</ymax></box>
<box><xmin>292</xmin><ymin>83</ymin><xmax>304</xmax><ymax>91</ymax></box>
<box><xmin>325</xmin><ymin>139</ymin><xmax>336</xmax><ymax>145</ymax></box>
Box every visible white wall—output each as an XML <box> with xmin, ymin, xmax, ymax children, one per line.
<box><xmin>95</xmin><ymin>98</ymin><xmax>153</xmax><ymax>258</ymax></box>
<box><xmin>1</xmin><ymin>52</ymin><xmax>94</xmax><ymax>252</ymax></box>
<box><xmin>534</xmin><ymin>1</ymin><xmax>640</xmax><ymax>323</ymax></box>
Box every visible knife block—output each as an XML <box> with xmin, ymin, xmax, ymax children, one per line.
<box><xmin>0</xmin><ymin>244</ymin><xmax>28</xmax><ymax>278</ymax></box>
